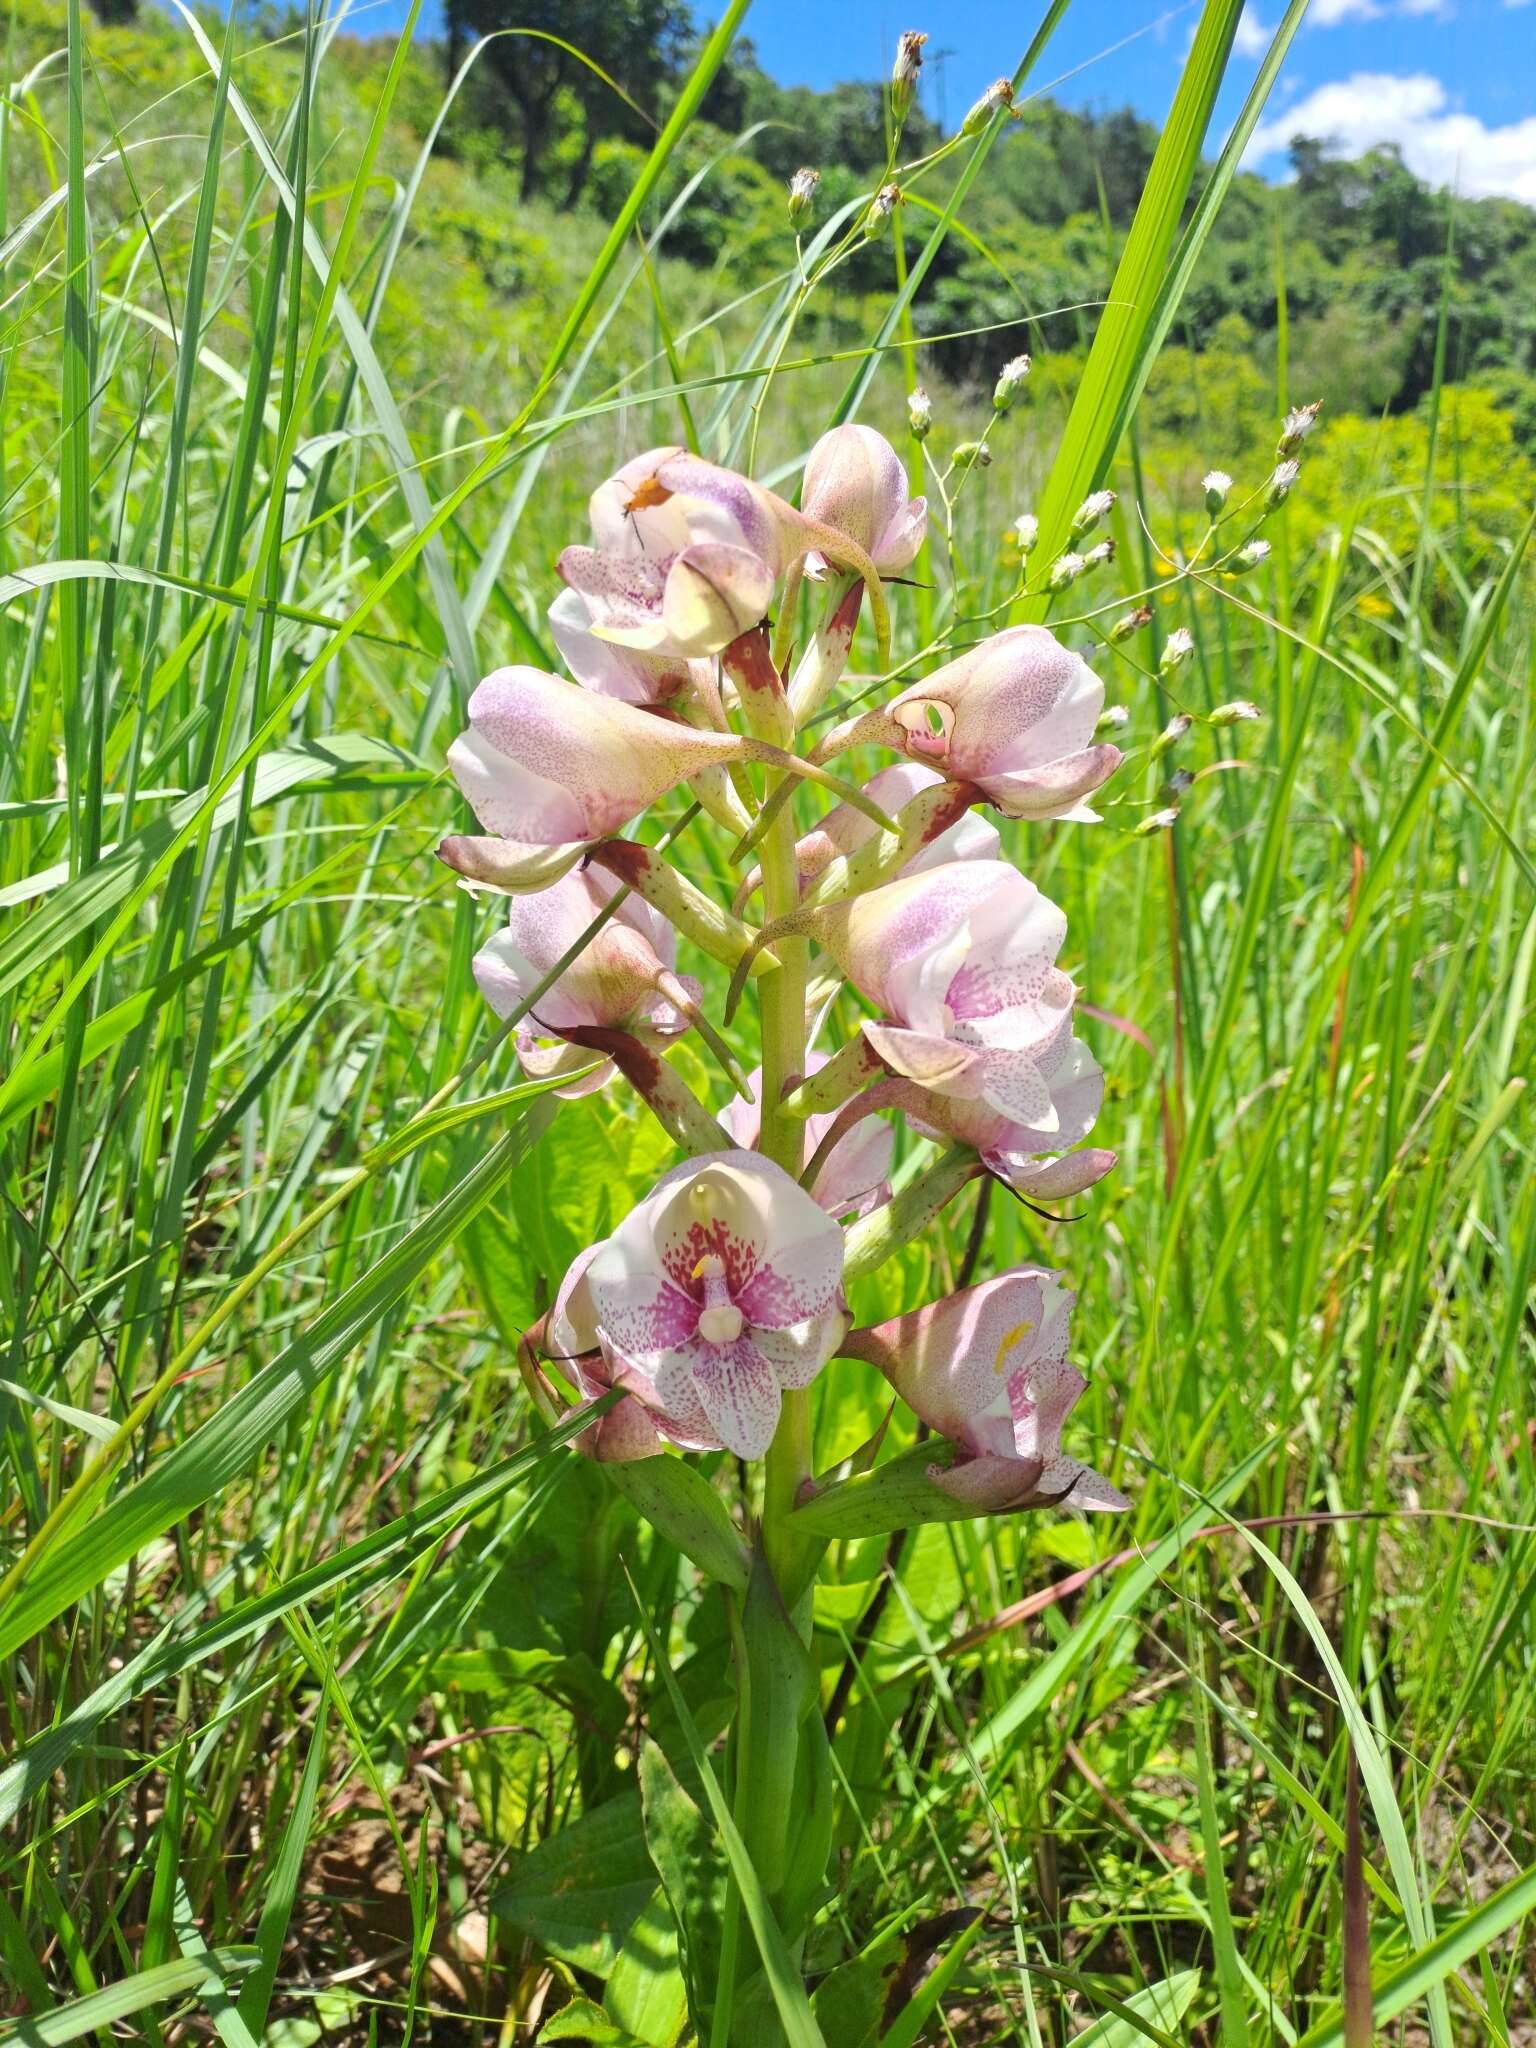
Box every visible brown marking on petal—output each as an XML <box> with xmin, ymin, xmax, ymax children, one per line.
<box><xmin>918</xmin><ymin>779</ymin><xmax>983</xmax><ymax>845</ymax></box>
<box><xmin>625</xmin><ymin>475</ymin><xmax>673</xmax><ymax>513</ymax></box>
<box><xmin>720</xmin><ymin>622</ymin><xmax>785</xmax><ymax>696</ymax></box>
<box><xmin>586</xmin><ymin>838</ymin><xmax>649</xmax><ymax>886</ymax></box>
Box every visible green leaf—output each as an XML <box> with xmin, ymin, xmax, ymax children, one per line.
<box><xmin>539</xmin><ymin>1998</ymin><xmax>650</xmax><ymax>2046</ymax></box>
<box><xmin>604</xmin><ymin>1887</ymin><xmax>690</xmax><ymax>2048</ymax></box>
<box><xmin>492</xmin><ymin>1793</ymin><xmax>658</xmax><ymax>1974</ymax></box>
<box><xmin>639</xmin><ymin>1738</ymin><xmax>729</xmax><ymax>2040</ymax></box>
<box><xmin>0</xmin><ymin>1951</ymin><xmax>259</xmax><ymax>2046</ymax></box>
<box><xmin>1070</xmin><ymin>1969</ymin><xmax>1203</xmax><ymax>2046</ymax></box>
<box><xmin>602</xmin><ymin>1458</ymin><xmax>750</xmax><ymax>1593</ymax></box>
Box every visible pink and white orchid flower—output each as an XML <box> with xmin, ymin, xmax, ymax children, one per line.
<box><xmin>558</xmin><ymin>447</ymin><xmax>796</xmax><ymax>661</ymax></box>
<box><xmin>549</xmin><ymin>1246</ymin><xmax>721</xmax><ymax>1461</ymax></box>
<box><xmin>554</xmin><ymin>1151</ymin><xmax>848</xmax><ymax>1458</ymax></box>
<box><xmin>793</xmin><ymin>763</ymin><xmax>1000</xmax><ymax>887</ymax></box>
<box><xmin>810</xmin><ymin>860</ymin><xmax>1081</xmax><ymax>1132</ymax></box>
<box><xmin>800</xmin><ymin>424</ymin><xmax>927</xmax><ymax>579</ymax></box>
<box><xmin>547</xmin><ymin>586</ymin><xmax>713</xmax><ymax>709</ymax></box>
<box><xmin>895</xmin><ymin>1032</ymin><xmax>1116</xmax><ymax>1200</ymax></box>
<box><xmin>472</xmin><ymin>866</ymin><xmax>694</xmax><ymax>1097</ymax></box>
<box><xmin>822</xmin><ymin>625</ymin><xmax>1122</xmax><ymax>821</ymax></box>
<box><xmin>842</xmin><ymin>1269</ymin><xmax>1127</xmax><ymax>1511</ymax></box>
<box><xmin>724</xmin><ymin>1054</ymin><xmax>893</xmax><ymax>1219</ymax></box>
<box><xmin>440</xmin><ymin>665</ymin><xmax>749</xmax><ymax>891</ymax></box>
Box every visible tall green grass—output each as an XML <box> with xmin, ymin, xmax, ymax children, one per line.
<box><xmin>1</xmin><ymin>1</ymin><xmax>1532</xmax><ymax>2043</ymax></box>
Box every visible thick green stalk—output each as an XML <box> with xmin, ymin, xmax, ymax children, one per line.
<box><xmin>753</xmin><ymin>740</ymin><xmax>813</xmax><ymax>1577</ymax></box>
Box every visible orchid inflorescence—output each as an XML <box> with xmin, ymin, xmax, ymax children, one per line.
<box><xmin>440</xmin><ymin>422</ymin><xmax>1136</xmax><ymax>1551</ymax></box>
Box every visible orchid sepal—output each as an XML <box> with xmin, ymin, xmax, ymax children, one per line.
<box><xmin>779</xmin><ymin>1033</ymin><xmax>885</xmax><ymax>1120</ymax></box>
<box><xmin>800</xmin><ymin>778</ymin><xmax>985</xmax><ymax>911</ymax></box>
<box><xmin>786</xmin><ymin>1439</ymin><xmax>1007</xmax><ymax>1539</ymax></box>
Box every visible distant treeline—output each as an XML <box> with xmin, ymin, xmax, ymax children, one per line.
<box><xmin>86</xmin><ymin>0</ymin><xmax>1536</xmax><ymax>438</ymax></box>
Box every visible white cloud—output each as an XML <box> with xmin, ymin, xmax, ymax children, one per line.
<box><xmin>1234</xmin><ymin>6</ymin><xmax>1271</xmax><ymax>56</ymax></box>
<box><xmin>1245</xmin><ymin>71</ymin><xmax>1536</xmax><ymax>202</ymax></box>
<box><xmin>1309</xmin><ymin>0</ymin><xmax>1381</xmax><ymax>21</ymax></box>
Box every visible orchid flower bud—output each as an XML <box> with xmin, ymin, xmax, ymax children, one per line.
<box><xmin>441</xmin><ymin>666</ymin><xmax>750</xmax><ymax>891</ymax></box>
<box><xmin>1070</xmin><ymin>489</ymin><xmax>1116</xmax><ymax>537</ymax></box>
<box><xmin>800</xmin><ymin>424</ymin><xmax>927</xmax><ymax>580</ymax></box>
<box><xmin>992</xmin><ymin>353</ymin><xmax>1031</xmax><ymax>413</ymax></box>
<box><xmin>811</xmin><ymin>859</ymin><xmax>1080</xmax><ymax>1131</ymax></box>
<box><xmin>559</xmin><ymin>447</ymin><xmax>795</xmax><ymax>661</ymax></box>
<box><xmin>963</xmin><ymin>76</ymin><xmax>1015</xmax><ymax>135</ymax></box>
<box><xmin>556</xmin><ymin>1151</ymin><xmax>848</xmax><ymax>1458</ymax></box>
<box><xmin>472</xmin><ymin>867</ymin><xmax>693</xmax><ymax>1097</ymax></box>
<box><xmin>725</xmin><ymin>1057</ymin><xmax>893</xmax><ymax>1219</ymax></box>
<box><xmin>1278</xmin><ymin>400</ymin><xmax>1322</xmax><ymax>456</ymax></box>
<box><xmin>787</xmin><ymin>166</ymin><xmax>819</xmax><ymax>223</ymax></box>
<box><xmin>841</xmin><ymin>1269</ymin><xmax>1127</xmax><ymax>1511</ymax></box>
<box><xmin>875</xmin><ymin>624</ymin><xmax>1121</xmax><ymax>821</ymax></box>
<box><xmin>891</xmin><ymin>30</ymin><xmax>926</xmax><ymax>120</ymax></box>
<box><xmin>907</xmin><ymin>385</ymin><xmax>932</xmax><ymax>441</ymax></box>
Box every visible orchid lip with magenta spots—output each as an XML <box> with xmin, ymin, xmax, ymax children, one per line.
<box><xmin>554</xmin><ymin>1151</ymin><xmax>849</xmax><ymax>1460</ymax></box>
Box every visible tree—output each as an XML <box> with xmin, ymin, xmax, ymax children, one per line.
<box><xmin>444</xmin><ymin>0</ymin><xmax>691</xmax><ymax>203</ymax></box>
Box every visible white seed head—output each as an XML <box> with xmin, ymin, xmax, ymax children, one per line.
<box><xmin>1210</xmin><ymin>698</ymin><xmax>1262</xmax><ymax>725</ymax></box>
<box><xmin>1135</xmin><ymin>805</ymin><xmax>1180</xmax><ymax>836</ymax></box>
<box><xmin>787</xmin><ymin>166</ymin><xmax>820</xmax><ymax>222</ymax></box>
<box><xmin>1160</xmin><ymin>627</ymin><xmax>1194</xmax><ymax>673</ymax></box>
<box><xmin>1236</xmin><ymin>538</ymin><xmax>1274</xmax><ymax>570</ymax></box>
<box><xmin>892</xmin><ymin>30</ymin><xmax>927</xmax><ymax>115</ymax></box>
<box><xmin>1097</xmin><ymin>701</ymin><xmax>1131</xmax><ymax>730</ymax></box>
<box><xmin>1202</xmin><ymin>469</ymin><xmax>1232</xmax><ymax>513</ymax></box>
<box><xmin>963</xmin><ymin>77</ymin><xmax>1015</xmax><ymax>135</ymax></box>
<box><xmin>1151</xmin><ymin>710</ymin><xmax>1193</xmax><ymax>757</ymax></box>
<box><xmin>1278</xmin><ymin>400</ymin><xmax>1322</xmax><ymax>455</ymax></box>
<box><xmin>1071</xmin><ymin>488</ymin><xmax>1116</xmax><ymax>536</ymax></box>
<box><xmin>907</xmin><ymin>384</ymin><xmax>932</xmax><ymax>439</ymax></box>
<box><xmin>864</xmin><ymin>182</ymin><xmax>901</xmax><ymax>238</ymax></box>
<box><xmin>1082</xmin><ymin>537</ymin><xmax>1115</xmax><ymax>569</ymax></box>
<box><xmin>1108</xmin><ymin>605</ymin><xmax>1152</xmax><ymax>645</ymax></box>
<box><xmin>1013</xmin><ymin>513</ymin><xmax>1039</xmax><ymax>554</ymax></box>
<box><xmin>1048</xmin><ymin>550</ymin><xmax>1085</xmax><ymax>590</ymax></box>
<box><xmin>1266</xmin><ymin>460</ymin><xmax>1300</xmax><ymax>509</ymax></box>
<box><xmin>993</xmin><ymin>352</ymin><xmax>1032</xmax><ymax>412</ymax></box>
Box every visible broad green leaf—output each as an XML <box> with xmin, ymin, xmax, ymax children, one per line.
<box><xmin>492</xmin><ymin>1793</ymin><xmax>657</xmax><ymax>1973</ymax></box>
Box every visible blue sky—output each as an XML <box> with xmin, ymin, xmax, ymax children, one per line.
<box><xmin>333</xmin><ymin>0</ymin><xmax>1536</xmax><ymax>202</ymax></box>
